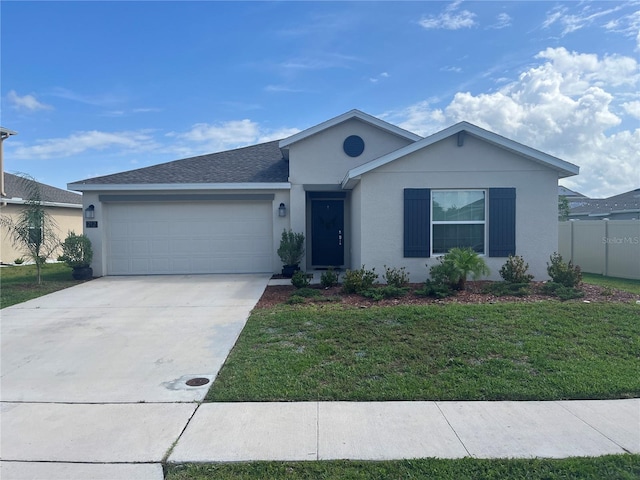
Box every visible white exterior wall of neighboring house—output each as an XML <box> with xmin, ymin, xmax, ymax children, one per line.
<box><xmin>81</xmin><ymin>188</ymin><xmax>290</xmax><ymax>277</ymax></box>
<box><xmin>0</xmin><ymin>203</ymin><xmax>83</xmax><ymax>263</ymax></box>
<box><xmin>353</xmin><ymin>134</ymin><xmax>560</xmax><ymax>282</ymax></box>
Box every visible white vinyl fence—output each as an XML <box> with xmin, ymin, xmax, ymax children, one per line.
<box><xmin>558</xmin><ymin>220</ymin><xmax>640</xmax><ymax>280</ymax></box>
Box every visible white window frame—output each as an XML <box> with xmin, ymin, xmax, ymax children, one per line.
<box><xmin>431</xmin><ymin>189</ymin><xmax>487</xmax><ymax>256</ymax></box>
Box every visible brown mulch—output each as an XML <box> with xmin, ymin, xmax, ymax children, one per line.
<box><xmin>255</xmin><ymin>281</ymin><xmax>638</xmax><ymax>309</ymax></box>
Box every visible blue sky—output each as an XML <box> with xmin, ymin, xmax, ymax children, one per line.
<box><xmin>2</xmin><ymin>1</ymin><xmax>639</xmax><ymax>198</ymax></box>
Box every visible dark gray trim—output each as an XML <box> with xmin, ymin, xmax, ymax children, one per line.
<box><xmin>303</xmin><ymin>184</ymin><xmax>344</xmax><ymax>192</ymax></box>
<box><xmin>307</xmin><ymin>191</ymin><xmax>347</xmax><ymax>199</ymax></box>
<box><xmin>99</xmin><ymin>193</ymin><xmax>275</xmax><ymax>202</ymax></box>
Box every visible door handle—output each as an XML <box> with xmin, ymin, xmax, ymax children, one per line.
<box><xmin>338</xmin><ymin>230</ymin><xmax>342</xmax><ymax>246</ymax></box>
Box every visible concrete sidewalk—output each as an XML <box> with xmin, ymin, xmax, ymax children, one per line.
<box><xmin>168</xmin><ymin>399</ymin><xmax>640</xmax><ymax>463</ymax></box>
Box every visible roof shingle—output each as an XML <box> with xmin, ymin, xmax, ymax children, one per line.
<box><xmin>71</xmin><ymin>140</ymin><xmax>288</xmax><ymax>185</ymax></box>
<box><xmin>3</xmin><ymin>173</ymin><xmax>82</xmax><ymax>204</ymax></box>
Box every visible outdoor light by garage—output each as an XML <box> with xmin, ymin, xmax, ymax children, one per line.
<box><xmin>278</xmin><ymin>202</ymin><xmax>287</xmax><ymax>217</ymax></box>
<box><xmin>85</xmin><ymin>205</ymin><xmax>95</xmax><ymax>219</ymax></box>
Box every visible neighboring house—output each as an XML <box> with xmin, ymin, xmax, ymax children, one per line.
<box><xmin>68</xmin><ymin>109</ymin><xmax>579</xmax><ymax>280</ymax></box>
<box><xmin>558</xmin><ymin>185</ymin><xmax>588</xmax><ymax>204</ymax></box>
<box><xmin>568</xmin><ymin>188</ymin><xmax>640</xmax><ymax>221</ymax></box>
<box><xmin>1</xmin><ymin>172</ymin><xmax>83</xmax><ymax>263</ymax></box>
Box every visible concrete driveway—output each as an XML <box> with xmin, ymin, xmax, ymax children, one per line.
<box><xmin>0</xmin><ymin>274</ymin><xmax>269</xmax><ymax>478</ymax></box>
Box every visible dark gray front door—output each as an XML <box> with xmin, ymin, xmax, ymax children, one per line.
<box><xmin>311</xmin><ymin>199</ymin><xmax>344</xmax><ymax>266</ymax></box>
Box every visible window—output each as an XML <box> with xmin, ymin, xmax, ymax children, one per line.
<box><xmin>404</xmin><ymin>188</ymin><xmax>515</xmax><ymax>258</ymax></box>
<box><xmin>432</xmin><ymin>190</ymin><xmax>485</xmax><ymax>255</ymax></box>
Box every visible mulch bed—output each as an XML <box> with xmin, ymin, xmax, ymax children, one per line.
<box><xmin>256</xmin><ymin>281</ymin><xmax>638</xmax><ymax>309</ymax></box>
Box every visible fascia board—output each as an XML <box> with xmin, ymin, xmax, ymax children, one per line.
<box><xmin>2</xmin><ymin>198</ymin><xmax>82</xmax><ymax>208</ymax></box>
<box><xmin>67</xmin><ymin>182</ymin><xmax>291</xmax><ymax>192</ymax></box>
<box><xmin>344</xmin><ymin>121</ymin><xmax>580</xmax><ymax>183</ymax></box>
<box><xmin>278</xmin><ymin>109</ymin><xmax>421</xmax><ymax>149</ymax></box>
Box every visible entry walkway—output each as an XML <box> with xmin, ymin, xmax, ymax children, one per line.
<box><xmin>168</xmin><ymin>399</ymin><xmax>639</xmax><ymax>462</ymax></box>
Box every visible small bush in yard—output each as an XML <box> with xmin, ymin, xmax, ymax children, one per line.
<box><xmin>500</xmin><ymin>255</ymin><xmax>534</xmax><ymax>284</ymax></box>
<box><xmin>415</xmin><ymin>279</ymin><xmax>455</xmax><ymax>298</ymax></box>
<box><xmin>484</xmin><ymin>282</ymin><xmax>531</xmax><ymax>297</ymax></box>
<box><xmin>383</xmin><ymin>265</ymin><xmax>410</xmax><ymax>288</ymax></box>
<box><xmin>541</xmin><ymin>282</ymin><xmax>584</xmax><ymax>301</ymax></box>
<box><xmin>547</xmin><ymin>252</ymin><xmax>582</xmax><ymax>287</ymax></box>
<box><xmin>362</xmin><ymin>285</ymin><xmax>410</xmax><ymax>301</ymax></box>
<box><xmin>320</xmin><ymin>268</ymin><xmax>339</xmax><ymax>288</ymax></box>
<box><xmin>291</xmin><ymin>270</ymin><xmax>310</xmax><ymax>289</ymax></box>
<box><xmin>286</xmin><ymin>295</ymin><xmax>306</xmax><ymax>305</ymax></box>
<box><xmin>293</xmin><ymin>287</ymin><xmax>321</xmax><ymax>298</ymax></box>
<box><xmin>342</xmin><ymin>265</ymin><xmax>378</xmax><ymax>294</ymax></box>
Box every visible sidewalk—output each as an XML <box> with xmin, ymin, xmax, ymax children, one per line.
<box><xmin>168</xmin><ymin>399</ymin><xmax>640</xmax><ymax>462</ymax></box>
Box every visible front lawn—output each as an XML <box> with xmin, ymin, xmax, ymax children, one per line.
<box><xmin>583</xmin><ymin>273</ymin><xmax>640</xmax><ymax>295</ymax></box>
<box><xmin>207</xmin><ymin>302</ymin><xmax>640</xmax><ymax>402</ymax></box>
<box><xmin>0</xmin><ymin>263</ymin><xmax>88</xmax><ymax>309</ymax></box>
<box><xmin>166</xmin><ymin>455</ymin><xmax>640</xmax><ymax>480</ymax></box>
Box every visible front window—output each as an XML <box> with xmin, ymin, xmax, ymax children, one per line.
<box><xmin>432</xmin><ymin>190</ymin><xmax>486</xmax><ymax>254</ymax></box>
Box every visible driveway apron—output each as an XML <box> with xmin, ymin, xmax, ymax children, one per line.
<box><xmin>0</xmin><ymin>274</ymin><xmax>269</xmax><ymax>477</ymax></box>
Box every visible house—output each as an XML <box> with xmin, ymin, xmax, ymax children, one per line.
<box><xmin>1</xmin><ymin>172</ymin><xmax>83</xmax><ymax>264</ymax></box>
<box><xmin>568</xmin><ymin>188</ymin><xmax>640</xmax><ymax>221</ymax></box>
<box><xmin>68</xmin><ymin>109</ymin><xmax>579</xmax><ymax>281</ymax></box>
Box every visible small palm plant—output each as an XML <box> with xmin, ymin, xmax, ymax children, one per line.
<box><xmin>444</xmin><ymin>247</ymin><xmax>490</xmax><ymax>290</ymax></box>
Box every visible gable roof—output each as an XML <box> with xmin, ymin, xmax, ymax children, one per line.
<box><xmin>69</xmin><ymin>140</ymin><xmax>289</xmax><ymax>191</ymax></box>
<box><xmin>3</xmin><ymin>172</ymin><xmax>81</xmax><ymax>206</ymax></box>
<box><xmin>278</xmin><ymin>109</ymin><xmax>422</xmax><ymax>158</ymax></box>
<box><xmin>569</xmin><ymin>188</ymin><xmax>640</xmax><ymax>217</ymax></box>
<box><xmin>342</xmin><ymin>121</ymin><xmax>580</xmax><ymax>188</ymax></box>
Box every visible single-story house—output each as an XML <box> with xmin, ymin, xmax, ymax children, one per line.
<box><xmin>1</xmin><ymin>172</ymin><xmax>83</xmax><ymax>264</ymax></box>
<box><xmin>68</xmin><ymin>109</ymin><xmax>579</xmax><ymax>281</ymax></box>
<box><xmin>568</xmin><ymin>188</ymin><xmax>640</xmax><ymax>221</ymax></box>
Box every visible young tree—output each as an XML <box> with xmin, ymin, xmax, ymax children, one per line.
<box><xmin>558</xmin><ymin>195</ymin><xmax>570</xmax><ymax>221</ymax></box>
<box><xmin>1</xmin><ymin>174</ymin><xmax>60</xmax><ymax>284</ymax></box>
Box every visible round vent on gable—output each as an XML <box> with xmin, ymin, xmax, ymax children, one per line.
<box><xmin>343</xmin><ymin>135</ymin><xmax>365</xmax><ymax>157</ymax></box>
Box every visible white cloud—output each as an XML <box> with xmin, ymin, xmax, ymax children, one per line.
<box><xmin>419</xmin><ymin>1</ymin><xmax>477</xmax><ymax>30</ymax></box>
<box><xmin>12</xmin><ymin>130</ymin><xmax>158</xmax><ymax>160</ymax></box>
<box><xmin>622</xmin><ymin>100</ymin><xmax>640</xmax><ymax>119</ymax></box>
<box><xmin>543</xmin><ymin>3</ymin><xmax>632</xmax><ymax>37</ymax></box>
<box><xmin>386</xmin><ymin>47</ymin><xmax>639</xmax><ymax>198</ymax></box>
<box><xmin>489</xmin><ymin>12</ymin><xmax>512</xmax><ymax>30</ymax></box>
<box><xmin>7</xmin><ymin>90</ymin><xmax>52</xmax><ymax>112</ymax></box>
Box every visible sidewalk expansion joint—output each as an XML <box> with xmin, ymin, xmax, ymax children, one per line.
<box><xmin>435</xmin><ymin>401</ymin><xmax>472</xmax><ymax>457</ymax></box>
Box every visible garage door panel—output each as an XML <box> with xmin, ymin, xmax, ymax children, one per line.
<box><xmin>106</xmin><ymin>201</ymin><xmax>273</xmax><ymax>275</ymax></box>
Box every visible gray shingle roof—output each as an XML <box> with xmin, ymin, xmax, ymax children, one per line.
<box><xmin>569</xmin><ymin>188</ymin><xmax>640</xmax><ymax>216</ymax></box>
<box><xmin>71</xmin><ymin>140</ymin><xmax>288</xmax><ymax>185</ymax></box>
<box><xmin>3</xmin><ymin>173</ymin><xmax>82</xmax><ymax>204</ymax></box>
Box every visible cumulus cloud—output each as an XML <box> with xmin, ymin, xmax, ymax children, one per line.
<box><xmin>12</xmin><ymin>130</ymin><xmax>159</xmax><ymax>160</ymax></box>
<box><xmin>7</xmin><ymin>90</ymin><xmax>52</xmax><ymax>112</ymax></box>
<box><xmin>167</xmin><ymin>120</ymin><xmax>300</xmax><ymax>157</ymax></box>
<box><xmin>419</xmin><ymin>1</ymin><xmax>477</xmax><ymax>30</ymax></box>
<box><xmin>385</xmin><ymin>47</ymin><xmax>639</xmax><ymax>198</ymax></box>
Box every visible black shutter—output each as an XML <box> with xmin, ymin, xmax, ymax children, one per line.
<box><xmin>489</xmin><ymin>188</ymin><xmax>516</xmax><ymax>257</ymax></box>
<box><xmin>404</xmin><ymin>188</ymin><xmax>430</xmax><ymax>257</ymax></box>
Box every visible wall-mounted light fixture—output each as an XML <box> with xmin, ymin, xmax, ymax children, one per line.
<box><xmin>85</xmin><ymin>205</ymin><xmax>95</xmax><ymax>219</ymax></box>
<box><xmin>278</xmin><ymin>202</ymin><xmax>287</xmax><ymax>217</ymax></box>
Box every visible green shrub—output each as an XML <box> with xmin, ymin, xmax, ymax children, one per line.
<box><xmin>541</xmin><ymin>282</ymin><xmax>584</xmax><ymax>301</ymax></box>
<box><xmin>428</xmin><ymin>257</ymin><xmax>461</xmax><ymax>290</ymax></box>
<box><xmin>293</xmin><ymin>287</ymin><xmax>321</xmax><ymax>298</ymax></box>
<box><xmin>484</xmin><ymin>282</ymin><xmax>531</xmax><ymax>297</ymax></box>
<box><xmin>342</xmin><ymin>265</ymin><xmax>378</xmax><ymax>294</ymax></box>
<box><xmin>277</xmin><ymin>229</ymin><xmax>305</xmax><ymax>266</ymax></box>
<box><xmin>291</xmin><ymin>270</ymin><xmax>310</xmax><ymax>289</ymax></box>
<box><xmin>60</xmin><ymin>231</ymin><xmax>93</xmax><ymax>268</ymax></box>
<box><xmin>499</xmin><ymin>255</ymin><xmax>534</xmax><ymax>284</ymax></box>
<box><xmin>415</xmin><ymin>279</ymin><xmax>455</xmax><ymax>298</ymax></box>
<box><xmin>13</xmin><ymin>257</ymin><xmax>24</xmax><ymax>265</ymax></box>
<box><xmin>286</xmin><ymin>295</ymin><xmax>306</xmax><ymax>305</ymax></box>
<box><xmin>383</xmin><ymin>265</ymin><xmax>410</xmax><ymax>288</ymax></box>
<box><xmin>362</xmin><ymin>286</ymin><xmax>410</xmax><ymax>301</ymax></box>
<box><xmin>547</xmin><ymin>252</ymin><xmax>582</xmax><ymax>287</ymax></box>
<box><xmin>320</xmin><ymin>268</ymin><xmax>339</xmax><ymax>288</ymax></box>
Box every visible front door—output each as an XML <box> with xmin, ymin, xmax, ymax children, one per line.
<box><xmin>311</xmin><ymin>199</ymin><xmax>344</xmax><ymax>266</ymax></box>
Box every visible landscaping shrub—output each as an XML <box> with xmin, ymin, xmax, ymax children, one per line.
<box><xmin>484</xmin><ymin>282</ymin><xmax>531</xmax><ymax>297</ymax></box>
<box><xmin>291</xmin><ymin>270</ymin><xmax>310</xmax><ymax>289</ymax></box>
<box><xmin>285</xmin><ymin>295</ymin><xmax>306</xmax><ymax>305</ymax></box>
<box><xmin>541</xmin><ymin>282</ymin><xmax>585</xmax><ymax>301</ymax></box>
<box><xmin>547</xmin><ymin>252</ymin><xmax>582</xmax><ymax>287</ymax></box>
<box><xmin>320</xmin><ymin>268</ymin><xmax>339</xmax><ymax>288</ymax></box>
<box><xmin>13</xmin><ymin>257</ymin><xmax>24</xmax><ymax>265</ymax></box>
<box><xmin>362</xmin><ymin>286</ymin><xmax>410</xmax><ymax>301</ymax></box>
<box><xmin>292</xmin><ymin>287</ymin><xmax>321</xmax><ymax>298</ymax></box>
<box><xmin>415</xmin><ymin>279</ymin><xmax>455</xmax><ymax>298</ymax></box>
<box><xmin>383</xmin><ymin>265</ymin><xmax>410</xmax><ymax>288</ymax></box>
<box><xmin>342</xmin><ymin>265</ymin><xmax>378</xmax><ymax>294</ymax></box>
<box><xmin>499</xmin><ymin>255</ymin><xmax>534</xmax><ymax>284</ymax></box>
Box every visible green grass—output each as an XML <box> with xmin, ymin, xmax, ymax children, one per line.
<box><xmin>583</xmin><ymin>273</ymin><xmax>640</xmax><ymax>295</ymax></box>
<box><xmin>207</xmin><ymin>302</ymin><xmax>640</xmax><ymax>402</ymax></box>
<box><xmin>0</xmin><ymin>263</ymin><xmax>87</xmax><ymax>308</ymax></box>
<box><xmin>166</xmin><ymin>455</ymin><xmax>640</xmax><ymax>480</ymax></box>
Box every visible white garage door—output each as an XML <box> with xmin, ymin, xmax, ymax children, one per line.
<box><xmin>106</xmin><ymin>201</ymin><xmax>273</xmax><ymax>275</ymax></box>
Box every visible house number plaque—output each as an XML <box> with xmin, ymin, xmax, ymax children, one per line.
<box><xmin>86</xmin><ymin>221</ymin><xmax>98</xmax><ymax>228</ymax></box>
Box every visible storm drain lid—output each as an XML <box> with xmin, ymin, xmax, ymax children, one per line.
<box><xmin>186</xmin><ymin>377</ymin><xmax>210</xmax><ymax>387</ymax></box>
